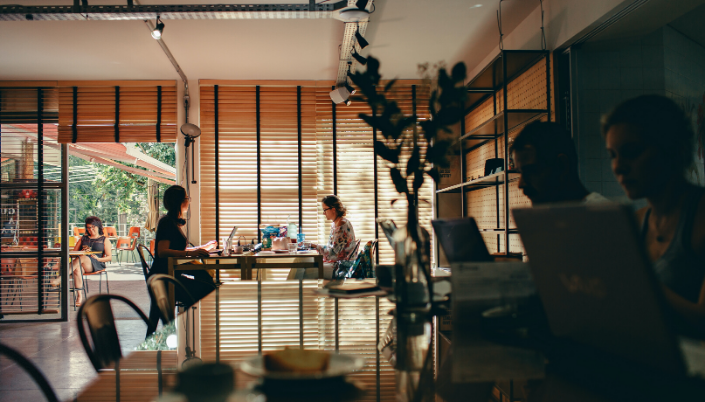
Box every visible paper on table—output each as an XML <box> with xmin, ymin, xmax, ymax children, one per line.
<box><xmin>450</xmin><ymin>261</ymin><xmax>536</xmax><ymax>304</ymax></box>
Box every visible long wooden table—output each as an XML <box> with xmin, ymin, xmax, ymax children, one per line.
<box><xmin>168</xmin><ymin>252</ymin><xmax>324</xmax><ymax>281</ymax></box>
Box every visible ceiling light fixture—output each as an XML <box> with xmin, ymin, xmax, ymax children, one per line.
<box><xmin>338</xmin><ymin>0</ymin><xmax>371</xmax><ymax>23</ymax></box>
<box><xmin>345</xmin><ymin>83</ymin><xmax>356</xmax><ymax>95</ymax></box>
<box><xmin>354</xmin><ymin>25</ymin><xmax>369</xmax><ymax>49</ymax></box>
<box><xmin>351</xmin><ymin>49</ymin><xmax>367</xmax><ymax>66</ymax></box>
<box><xmin>151</xmin><ymin>16</ymin><xmax>164</xmax><ymax>39</ymax></box>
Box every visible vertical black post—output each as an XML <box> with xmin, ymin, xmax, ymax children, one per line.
<box><xmin>493</xmin><ymin>63</ymin><xmax>500</xmax><ymax>252</ymax></box>
<box><xmin>376</xmin><ymin>296</ymin><xmax>380</xmax><ymax>402</ymax></box>
<box><xmin>72</xmin><ymin>87</ymin><xmax>78</xmax><ymax>143</ymax></box>
<box><xmin>546</xmin><ymin>53</ymin><xmax>552</xmax><ymax>121</ymax></box>
<box><xmin>114</xmin><ymin>86</ymin><xmax>120</xmax><ymax>143</ymax></box>
<box><xmin>215</xmin><ymin>86</ymin><xmax>220</xmax><ymax>241</ymax></box>
<box><xmin>332</xmin><ymin>86</ymin><xmax>338</xmax><ymax>195</ymax></box>
<box><xmin>61</xmin><ymin>143</ymin><xmax>69</xmax><ymax>321</ymax></box>
<box><xmin>37</xmin><ymin>88</ymin><xmax>44</xmax><ymax>314</ymax></box>
<box><xmin>256</xmin><ymin>86</ymin><xmax>262</xmax><ymax>242</ymax></box>
<box><xmin>373</xmin><ymin>108</ymin><xmax>379</xmax><ymax>264</ymax></box>
<box><xmin>297</xmin><ymin>86</ymin><xmax>303</xmax><ymax>232</ymax></box>
<box><xmin>411</xmin><ymin>85</ymin><xmax>418</xmax><ymax>208</ymax></box>
<box><xmin>502</xmin><ymin>52</ymin><xmax>510</xmax><ymax>255</ymax></box>
<box><xmin>156</xmin><ymin>86</ymin><xmax>162</xmax><ymax>142</ymax></box>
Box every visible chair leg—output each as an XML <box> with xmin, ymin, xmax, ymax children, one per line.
<box><xmin>105</xmin><ymin>272</ymin><xmax>110</xmax><ymax>293</ymax></box>
<box><xmin>98</xmin><ymin>274</ymin><xmax>102</xmax><ymax>294</ymax></box>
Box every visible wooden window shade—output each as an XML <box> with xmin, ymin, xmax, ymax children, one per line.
<box><xmin>57</xmin><ymin>81</ymin><xmax>177</xmax><ymax>143</ymax></box>
<box><xmin>199</xmin><ymin>81</ymin><xmax>434</xmax><ymax>266</ymax></box>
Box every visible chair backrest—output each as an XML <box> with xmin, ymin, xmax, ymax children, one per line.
<box><xmin>0</xmin><ymin>343</ymin><xmax>59</xmax><ymax>402</ymax></box>
<box><xmin>346</xmin><ymin>239</ymin><xmax>362</xmax><ymax>261</ymax></box>
<box><xmin>77</xmin><ymin>294</ymin><xmax>152</xmax><ymax>372</ymax></box>
<box><xmin>73</xmin><ymin>227</ymin><xmax>85</xmax><ymax>237</ymax></box>
<box><xmin>103</xmin><ymin>226</ymin><xmax>118</xmax><ymax>237</ymax></box>
<box><xmin>116</xmin><ymin>236</ymin><xmax>131</xmax><ymax>249</ymax></box>
<box><xmin>147</xmin><ymin>274</ymin><xmax>196</xmax><ymax>324</ymax></box>
<box><xmin>149</xmin><ymin>239</ymin><xmax>155</xmax><ymax>254</ymax></box>
<box><xmin>136</xmin><ymin>244</ymin><xmax>153</xmax><ymax>282</ymax></box>
<box><xmin>128</xmin><ymin>226</ymin><xmax>140</xmax><ymax>239</ymax></box>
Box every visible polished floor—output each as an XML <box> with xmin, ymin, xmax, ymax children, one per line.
<box><xmin>0</xmin><ymin>262</ymin><xmax>156</xmax><ymax>402</ymax></box>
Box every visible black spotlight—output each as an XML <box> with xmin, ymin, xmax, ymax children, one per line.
<box><xmin>355</xmin><ymin>26</ymin><xmax>369</xmax><ymax>49</ymax></box>
<box><xmin>151</xmin><ymin>16</ymin><xmax>165</xmax><ymax>40</ymax></box>
<box><xmin>345</xmin><ymin>99</ymin><xmax>353</xmax><ymax>106</ymax></box>
<box><xmin>351</xmin><ymin>49</ymin><xmax>367</xmax><ymax>66</ymax></box>
<box><xmin>345</xmin><ymin>83</ymin><xmax>356</xmax><ymax>95</ymax></box>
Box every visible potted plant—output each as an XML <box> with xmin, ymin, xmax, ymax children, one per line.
<box><xmin>348</xmin><ymin>56</ymin><xmax>467</xmax><ymax>402</ymax></box>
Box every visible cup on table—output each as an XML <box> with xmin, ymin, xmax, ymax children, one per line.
<box><xmin>303</xmin><ymin>241</ymin><xmax>312</xmax><ymax>250</ymax></box>
<box><xmin>287</xmin><ymin>243</ymin><xmax>297</xmax><ymax>253</ymax></box>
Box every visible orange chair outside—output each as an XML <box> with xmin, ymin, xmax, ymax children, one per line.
<box><xmin>127</xmin><ymin>227</ymin><xmax>140</xmax><ymax>239</ymax></box>
<box><xmin>103</xmin><ymin>227</ymin><xmax>118</xmax><ymax>237</ymax></box>
<box><xmin>116</xmin><ymin>236</ymin><xmax>138</xmax><ymax>264</ymax></box>
<box><xmin>73</xmin><ymin>227</ymin><xmax>85</xmax><ymax>237</ymax></box>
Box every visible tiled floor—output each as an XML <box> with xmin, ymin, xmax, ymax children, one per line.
<box><xmin>0</xmin><ymin>262</ymin><xmax>157</xmax><ymax>402</ymax></box>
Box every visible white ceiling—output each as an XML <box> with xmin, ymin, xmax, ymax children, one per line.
<box><xmin>0</xmin><ymin>0</ymin><xmax>539</xmax><ymax>81</ymax></box>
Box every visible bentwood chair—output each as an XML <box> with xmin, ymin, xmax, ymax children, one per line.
<box><xmin>137</xmin><ymin>244</ymin><xmax>161</xmax><ymax>338</ymax></box>
<box><xmin>116</xmin><ymin>236</ymin><xmax>138</xmax><ymax>265</ymax></box>
<box><xmin>0</xmin><ymin>343</ymin><xmax>59</xmax><ymax>402</ymax></box>
<box><xmin>77</xmin><ymin>294</ymin><xmax>152</xmax><ymax>372</ymax></box>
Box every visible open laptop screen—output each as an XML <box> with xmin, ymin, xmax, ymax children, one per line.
<box><xmin>432</xmin><ymin>218</ymin><xmax>492</xmax><ymax>264</ymax></box>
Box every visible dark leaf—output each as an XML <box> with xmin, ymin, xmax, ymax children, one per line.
<box><xmin>406</xmin><ymin>146</ymin><xmax>420</xmax><ymax>176</ymax></box>
<box><xmin>374</xmin><ymin>140</ymin><xmax>400</xmax><ymax>164</ymax></box>
<box><xmin>451</xmin><ymin>62</ymin><xmax>467</xmax><ymax>83</ymax></box>
<box><xmin>419</xmin><ymin>199</ymin><xmax>431</xmax><ymax>205</ymax></box>
<box><xmin>426</xmin><ymin>141</ymin><xmax>452</xmax><ymax>168</ymax></box>
<box><xmin>390</xmin><ymin>167</ymin><xmax>409</xmax><ymax>195</ymax></box>
<box><xmin>413</xmin><ymin>170</ymin><xmax>425</xmax><ymax>191</ymax></box>
<box><xmin>427</xmin><ymin>167</ymin><xmax>440</xmax><ymax>183</ymax></box>
<box><xmin>436</xmin><ymin>106</ymin><xmax>463</xmax><ymax>125</ymax></box>
<box><xmin>391</xmin><ymin>199</ymin><xmax>398</xmax><ymax>205</ymax></box>
<box><xmin>384</xmin><ymin>79</ymin><xmax>397</xmax><ymax>93</ymax></box>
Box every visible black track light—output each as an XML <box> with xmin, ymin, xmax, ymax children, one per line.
<box><xmin>351</xmin><ymin>49</ymin><xmax>367</xmax><ymax>66</ymax></box>
<box><xmin>151</xmin><ymin>16</ymin><xmax>165</xmax><ymax>40</ymax></box>
<box><xmin>355</xmin><ymin>26</ymin><xmax>369</xmax><ymax>49</ymax></box>
<box><xmin>345</xmin><ymin>83</ymin><xmax>356</xmax><ymax>95</ymax></box>
<box><xmin>345</xmin><ymin>99</ymin><xmax>352</xmax><ymax>106</ymax></box>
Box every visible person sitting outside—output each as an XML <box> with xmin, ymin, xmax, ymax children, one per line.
<box><xmin>511</xmin><ymin>121</ymin><xmax>608</xmax><ymax>205</ymax></box>
<box><xmin>603</xmin><ymin>95</ymin><xmax>705</xmax><ymax>333</ymax></box>
<box><xmin>72</xmin><ymin>216</ymin><xmax>112</xmax><ymax>307</ymax></box>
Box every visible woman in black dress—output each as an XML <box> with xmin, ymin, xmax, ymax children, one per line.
<box><xmin>150</xmin><ymin>185</ymin><xmax>213</xmax><ymax>305</ymax></box>
<box><xmin>72</xmin><ymin>216</ymin><xmax>112</xmax><ymax>307</ymax></box>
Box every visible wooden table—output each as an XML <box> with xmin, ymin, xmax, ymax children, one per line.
<box><xmin>168</xmin><ymin>252</ymin><xmax>324</xmax><ymax>281</ymax></box>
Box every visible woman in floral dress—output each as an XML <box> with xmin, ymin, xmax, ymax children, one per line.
<box><xmin>315</xmin><ymin>195</ymin><xmax>357</xmax><ymax>264</ymax></box>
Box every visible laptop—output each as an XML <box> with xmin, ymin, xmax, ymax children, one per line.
<box><xmin>512</xmin><ymin>204</ymin><xmax>705</xmax><ymax>377</ymax></box>
<box><xmin>432</xmin><ymin>217</ymin><xmax>493</xmax><ymax>264</ymax></box>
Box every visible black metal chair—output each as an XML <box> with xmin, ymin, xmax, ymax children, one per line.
<box><xmin>137</xmin><ymin>244</ymin><xmax>161</xmax><ymax>338</ymax></box>
<box><xmin>76</xmin><ymin>294</ymin><xmax>152</xmax><ymax>372</ymax></box>
<box><xmin>147</xmin><ymin>273</ymin><xmax>196</xmax><ymax>325</ymax></box>
<box><xmin>0</xmin><ymin>343</ymin><xmax>59</xmax><ymax>402</ymax></box>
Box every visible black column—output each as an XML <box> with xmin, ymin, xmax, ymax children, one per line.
<box><xmin>215</xmin><ymin>85</ymin><xmax>220</xmax><ymax>241</ymax></box>
<box><xmin>297</xmin><ymin>86</ymin><xmax>303</xmax><ymax>232</ymax></box>
<box><xmin>256</xmin><ymin>86</ymin><xmax>262</xmax><ymax>242</ymax></box>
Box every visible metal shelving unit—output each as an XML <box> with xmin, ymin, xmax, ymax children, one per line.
<box><xmin>435</xmin><ymin>50</ymin><xmax>551</xmax><ymax>261</ymax></box>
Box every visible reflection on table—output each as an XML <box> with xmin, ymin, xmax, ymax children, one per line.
<box><xmin>74</xmin><ymin>279</ymin><xmax>395</xmax><ymax>402</ymax></box>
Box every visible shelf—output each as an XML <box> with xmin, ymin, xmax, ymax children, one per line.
<box><xmin>465</xmin><ymin>51</ymin><xmax>548</xmax><ymax>109</ymax></box>
<box><xmin>435</xmin><ymin>171</ymin><xmax>520</xmax><ymax>194</ymax></box>
<box><xmin>462</xmin><ymin>109</ymin><xmax>548</xmax><ymax>139</ymax></box>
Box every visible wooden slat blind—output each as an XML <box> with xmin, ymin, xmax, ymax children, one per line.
<box><xmin>57</xmin><ymin>81</ymin><xmax>177</xmax><ymax>143</ymax></box>
<box><xmin>374</xmin><ymin>84</ymin><xmax>434</xmax><ymax>264</ymax></box>
<box><xmin>199</xmin><ymin>81</ymin><xmax>434</xmax><ymax>266</ymax></box>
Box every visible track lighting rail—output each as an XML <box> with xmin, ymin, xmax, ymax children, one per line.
<box><xmin>0</xmin><ymin>2</ymin><xmax>349</xmax><ymax>21</ymax></box>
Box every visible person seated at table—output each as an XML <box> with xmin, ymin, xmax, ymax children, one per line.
<box><xmin>303</xmin><ymin>195</ymin><xmax>356</xmax><ymax>279</ymax></box>
<box><xmin>603</xmin><ymin>94</ymin><xmax>705</xmax><ymax>333</ymax></box>
<box><xmin>72</xmin><ymin>216</ymin><xmax>112</xmax><ymax>307</ymax></box>
<box><xmin>511</xmin><ymin>121</ymin><xmax>608</xmax><ymax>205</ymax></box>
<box><xmin>151</xmin><ymin>185</ymin><xmax>214</xmax><ymax>308</ymax></box>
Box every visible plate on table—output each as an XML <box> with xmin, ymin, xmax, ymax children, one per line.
<box><xmin>273</xmin><ymin>249</ymin><xmax>290</xmax><ymax>254</ymax></box>
<box><xmin>257</xmin><ymin>251</ymin><xmax>276</xmax><ymax>255</ymax></box>
<box><xmin>240</xmin><ymin>353</ymin><xmax>365</xmax><ymax>381</ymax></box>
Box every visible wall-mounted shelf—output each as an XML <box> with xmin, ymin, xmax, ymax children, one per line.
<box><xmin>465</xmin><ymin>50</ymin><xmax>548</xmax><ymax>109</ymax></box>
<box><xmin>435</xmin><ymin>49</ymin><xmax>550</xmax><ymax>264</ymax></box>
<box><xmin>436</xmin><ymin>171</ymin><xmax>520</xmax><ymax>194</ymax></box>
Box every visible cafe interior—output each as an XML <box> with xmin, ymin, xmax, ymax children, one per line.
<box><xmin>2</xmin><ymin>0</ymin><xmax>705</xmax><ymax>401</ymax></box>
